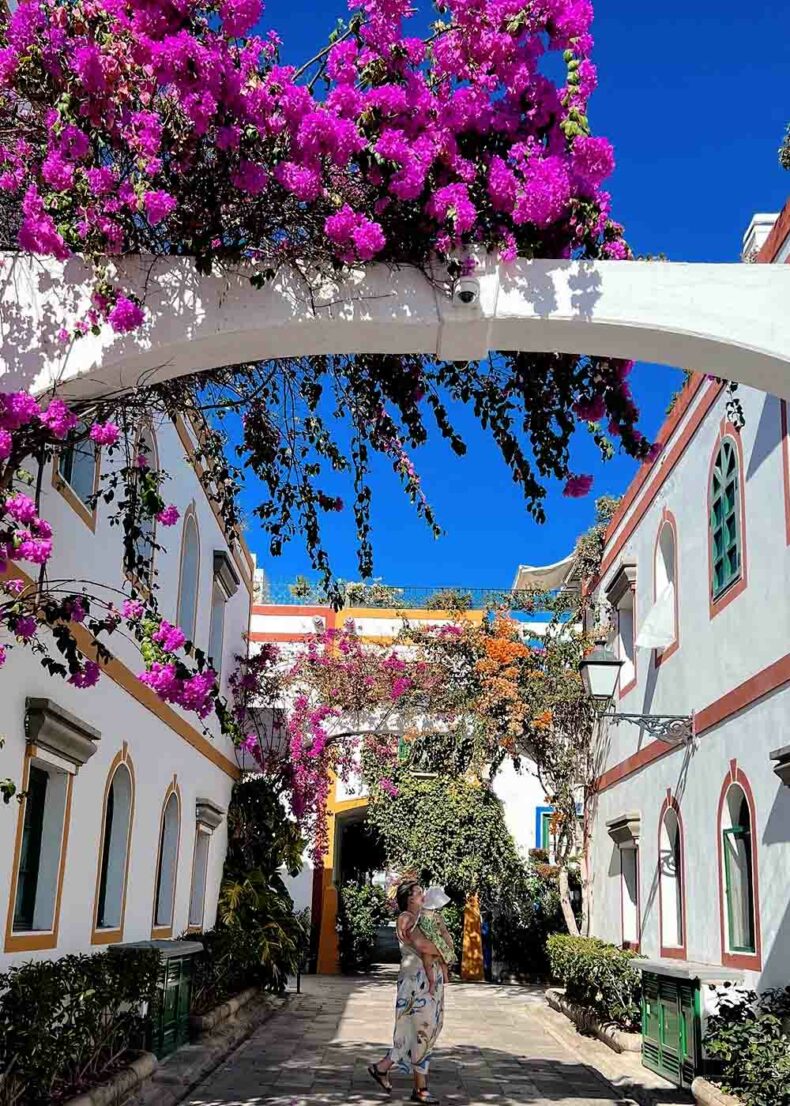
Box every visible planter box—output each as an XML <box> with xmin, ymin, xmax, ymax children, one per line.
<box><xmin>189</xmin><ymin>986</ymin><xmax>258</xmax><ymax>1035</ymax></box>
<box><xmin>63</xmin><ymin>987</ymin><xmax>269</xmax><ymax>1106</ymax></box>
<box><xmin>691</xmin><ymin>1076</ymin><xmax>744</xmax><ymax>1106</ymax></box>
<box><xmin>62</xmin><ymin>1052</ymin><xmax>158</xmax><ymax>1106</ymax></box>
<box><xmin>545</xmin><ymin>987</ymin><xmax>642</xmax><ymax>1054</ymax></box>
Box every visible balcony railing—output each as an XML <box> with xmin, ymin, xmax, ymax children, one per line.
<box><xmin>255</xmin><ymin>578</ymin><xmax>560</xmax><ymax>612</ymax></box>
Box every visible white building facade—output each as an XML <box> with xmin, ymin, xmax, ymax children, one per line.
<box><xmin>585</xmin><ymin>208</ymin><xmax>790</xmax><ymax>1081</ymax></box>
<box><xmin>0</xmin><ymin>413</ymin><xmax>253</xmax><ymax>965</ymax></box>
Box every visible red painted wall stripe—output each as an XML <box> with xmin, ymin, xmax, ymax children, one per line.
<box><xmin>596</xmin><ymin>653</ymin><xmax>790</xmax><ymax>792</ymax></box>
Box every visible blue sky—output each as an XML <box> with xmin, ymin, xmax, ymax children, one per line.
<box><xmin>237</xmin><ymin>0</ymin><xmax>789</xmax><ymax>592</ymax></box>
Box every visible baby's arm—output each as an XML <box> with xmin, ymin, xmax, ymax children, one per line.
<box><xmin>436</xmin><ymin>914</ymin><xmax>454</xmax><ymax>955</ymax></box>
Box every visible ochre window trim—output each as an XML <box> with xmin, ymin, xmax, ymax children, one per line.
<box><xmin>91</xmin><ymin>743</ymin><xmax>136</xmax><ymax>946</ymax></box>
<box><xmin>51</xmin><ymin>439</ymin><xmax>102</xmax><ymax>532</ymax></box>
<box><xmin>175</xmin><ymin>505</ymin><xmax>201</xmax><ymax>643</ymax></box>
<box><xmin>4</xmin><ymin>746</ymin><xmax>74</xmax><ymax>953</ymax></box>
<box><xmin>151</xmin><ymin>776</ymin><xmax>181</xmax><ymax>939</ymax></box>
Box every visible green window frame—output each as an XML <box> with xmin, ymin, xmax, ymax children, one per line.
<box><xmin>540</xmin><ymin>810</ymin><xmax>553</xmax><ymax>851</ymax></box>
<box><xmin>710</xmin><ymin>438</ymin><xmax>742</xmax><ymax>599</ymax></box>
<box><xmin>13</xmin><ymin>765</ymin><xmax>49</xmax><ymax>931</ymax></box>
<box><xmin>722</xmin><ymin>821</ymin><xmax>756</xmax><ymax>954</ymax></box>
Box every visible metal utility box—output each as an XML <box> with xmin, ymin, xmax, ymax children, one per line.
<box><xmin>111</xmin><ymin>939</ymin><xmax>203</xmax><ymax>1058</ymax></box>
<box><xmin>638</xmin><ymin>959</ymin><xmax>745</xmax><ymax>1089</ymax></box>
<box><xmin>641</xmin><ymin>972</ymin><xmax>700</xmax><ymax>1086</ymax></box>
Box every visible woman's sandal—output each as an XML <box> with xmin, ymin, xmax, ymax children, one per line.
<box><xmin>368</xmin><ymin>1064</ymin><xmax>392</xmax><ymax>1094</ymax></box>
<box><xmin>410</xmin><ymin>1090</ymin><xmax>439</xmax><ymax>1104</ymax></box>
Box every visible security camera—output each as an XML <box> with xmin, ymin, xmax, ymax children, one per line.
<box><xmin>454</xmin><ymin>278</ymin><xmax>480</xmax><ymax>306</ymax></box>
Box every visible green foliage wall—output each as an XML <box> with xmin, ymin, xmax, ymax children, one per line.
<box><xmin>367</xmin><ymin>774</ymin><xmax>525</xmax><ymax>905</ymax></box>
<box><xmin>337</xmin><ymin>882</ymin><xmax>390</xmax><ymax>973</ymax></box>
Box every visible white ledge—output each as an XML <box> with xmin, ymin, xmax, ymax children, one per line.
<box><xmin>2</xmin><ymin>252</ymin><xmax>790</xmax><ymax>400</ymax></box>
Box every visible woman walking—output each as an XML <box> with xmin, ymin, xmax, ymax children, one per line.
<box><xmin>368</xmin><ymin>879</ymin><xmax>449</xmax><ymax>1104</ymax></box>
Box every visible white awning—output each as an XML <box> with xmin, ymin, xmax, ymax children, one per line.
<box><xmin>636</xmin><ymin>583</ymin><xmax>675</xmax><ymax>649</ymax></box>
<box><xmin>512</xmin><ymin>553</ymin><xmax>576</xmax><ymax>592</ymax></box>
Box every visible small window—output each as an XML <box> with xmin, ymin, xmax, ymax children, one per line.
<box><xmin>617</xmin><ymin>595</ymin><xmax>635</xmax><ymax>690</ymax></box>
<box><xmin>96</xmin><ymin>764</ymin><xmax>133</xmax><ymax>931</ymax></box>
<box><xmin>539</xmin><ymin>809</ymin><xmax>555</xmax><ymax>858</ymax></box>
<box><xmin>621</xmin><ymin>847</ymin><xmax>640</xmax><ymax>948</ymax></box>
<box><xmin>13</xmin><ymin>763</ymin><xmax>69</xmax><ymax>933</ymax></box>
<box><xmin>659</xmin><ymin>808</ymin><xmax>684</xmax><ymax>950</ymax></box>
<box><xmin>58</xmin><ymin>432</ymin><xmax>97</xmax><ymax>506</ymax></box>
<box><xmin>722</xmin><ymin>786</ymin><xmax>756</xmax><ymax>954</ymax></box>
<box><xmin>188</xmin><ymin>829</ymin><xmax>211</xmax><ymax>929</ymax></box>
<box><xmin>710</xmin><ymin>438</ymin><xmax>742</xmax><ymax>599</ymax></box>
<box><xmin>207</xmin><ymin>580</ymin><xmax>227</xmax><ymax>678</ymax></box>
<box><xmin>154</xmin><ymin>791</ymin><xmax>180</xmax><ymax>931</ymax></box>
<box><xmin>655</xmin><ymin>522</ymin><xmax>677</xmax><ymax>650</ymax></box>
<box><xmin>176</xmin><ymin>514</ymin><xmax>200</xmax><ymax>641</ymax></box>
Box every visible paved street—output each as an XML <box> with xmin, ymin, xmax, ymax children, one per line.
<box><xmin>185</xmin><ymin>969</ymin><xmax>636</xmax><ymax>1106</ymax></box>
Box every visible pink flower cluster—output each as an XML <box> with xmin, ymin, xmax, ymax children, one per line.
<box><xmin>0</xmin><ymin>0</ymin><xmax>629</xmax><ymax>327</ymax></box>
<box><xmin>138</xmin><ymin>661</ymin><xmax>218</xmax><ymax>718</ymax></box>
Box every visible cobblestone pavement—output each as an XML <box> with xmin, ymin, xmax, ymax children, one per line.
<box><xmin>185</xmin><ymin>969</ymin><xmax>639</xmax><ymax>1106</ymax></box>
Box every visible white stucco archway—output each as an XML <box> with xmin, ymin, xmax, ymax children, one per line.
<box><xmin>2</xmin><ymin>251</ymin><xmax>789</xmax><ymax>400</ymax></box>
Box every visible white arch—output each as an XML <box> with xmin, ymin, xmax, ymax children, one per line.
<box><xmin>2</xmin><ymin>251</ymin><xmax>790</xmax><ymax>400</ymax></box>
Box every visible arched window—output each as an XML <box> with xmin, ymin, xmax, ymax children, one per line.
<box><xmin>710</xmin><ymin>437</ymin><xmax>742</xmax><ymax>599</ymax></box>
<box><xmin>176</xmin><ymin>513</ymin><xmax>200</xmax><ymax>641</ymax></box>
<box><xmin>721</xmin><ymin>784</ymin><xmax>756</xmax><ymax>956</ymax></box>
<box><xmin>659</xmin><ymin>805</ymin><xmax>684</xmax><ymax>954</ymax></box>
<box><xmin>655</xmin><ymin>520</ymin><xmax>677</xmax><ymax>643</ymax></box>
<box><xmin>95</xmin><ymin>760</ymin><xmax>134</xmax><ymax>936</ymax></box>
<box><xmin>153</xmin><ymin>787</ymin><xmax>180</xmax><ymax>934</ymax></box>
<box><xmin>638</xmin><ymin>514</ymin><xmax>678</xmax><ymax>659</ymax></box>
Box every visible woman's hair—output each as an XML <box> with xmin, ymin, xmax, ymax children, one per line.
<box><xmin>395</xmin><ymin>880</ymin><xmax>420</xmax><ymax>914</ymax></box>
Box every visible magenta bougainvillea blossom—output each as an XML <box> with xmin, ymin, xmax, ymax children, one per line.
<box><xmin>1</xmin><ymin>0</ymin><xmax>630</xmax><ymax>336</ymax></box>
<box><xmin>0</xmin><ymin>0</ymin><xmax>656</xmax><ymax>785</ymax></box>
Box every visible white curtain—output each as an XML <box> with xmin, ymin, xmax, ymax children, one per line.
<box><xmin>636</xmin><ymin>582</ymin><xmax>675</xmax><ymax>649</ymax></box>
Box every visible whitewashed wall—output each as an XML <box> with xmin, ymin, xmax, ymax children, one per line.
<box><xmin>0</xmin><ymin>417</ymin><xmax>252</xmax><ymax>965</ymax></box>
<box><xmin>493</xmin><ymin>759</ymin><xmax>553</xmax><ymax>858</ymax></box>
<box><xmin>589</xmin><ymin>381</ymin><xmax>790</xmax><ymax>990</ymax></box>
<box><xmin>589</xmin><ymin>691</ymin><xmax>790</xmax><ymax>989</ymax></box>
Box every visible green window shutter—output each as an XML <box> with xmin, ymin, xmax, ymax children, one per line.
<box><xmin>13</xmin><ymin>766</ymin><xmax>48</xmax><ymax>931</ymax></box>
<box><xmin>710</xmin><ymin>439</ymin><xmax>742</xmax><ymax>599</ymax></box>
<box><xmin>722</xmin><ymin>824</ymin><xmax>756</xmax><ymax>953</ymax></box>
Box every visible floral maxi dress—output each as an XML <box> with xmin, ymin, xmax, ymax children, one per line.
<box><xmin>388</xmin><ymin>926</ymin><xmax>445</xmax><ymax>1076</ymax></box>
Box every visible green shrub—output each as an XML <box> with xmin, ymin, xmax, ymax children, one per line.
<box><xmin>546</xmin><ymin>934</ymin><xmax>642</xmax><ymax>1030</ymax></box>
<box><xmin>0</xmin><ymin>948</ymin><xmax>160</xmax><ymax>1105</ymax></box>
<box><xmin>191</xmin><ymin>903</ymin><xmax>310</xmax><ymax>1015</ymax></box>
<box><xmin>493</xmin><ymin>863</ymin><xmax>572</xmax><ymax>979</ymax></box>
<box><xmin>337</xmin><ymin>882</ymin><xmax>390</xmax><ymax>973</ymax></box>
<box><xmin>703</xmin><ymin>986</ymin><xmax>790</xmax><ymax>1106</ymax></box>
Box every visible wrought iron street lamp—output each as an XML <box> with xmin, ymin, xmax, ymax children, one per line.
<box><xmin>579</xmin><ymin>641</ymin><xmax>694</xmax><ymax>745</ymax></box>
